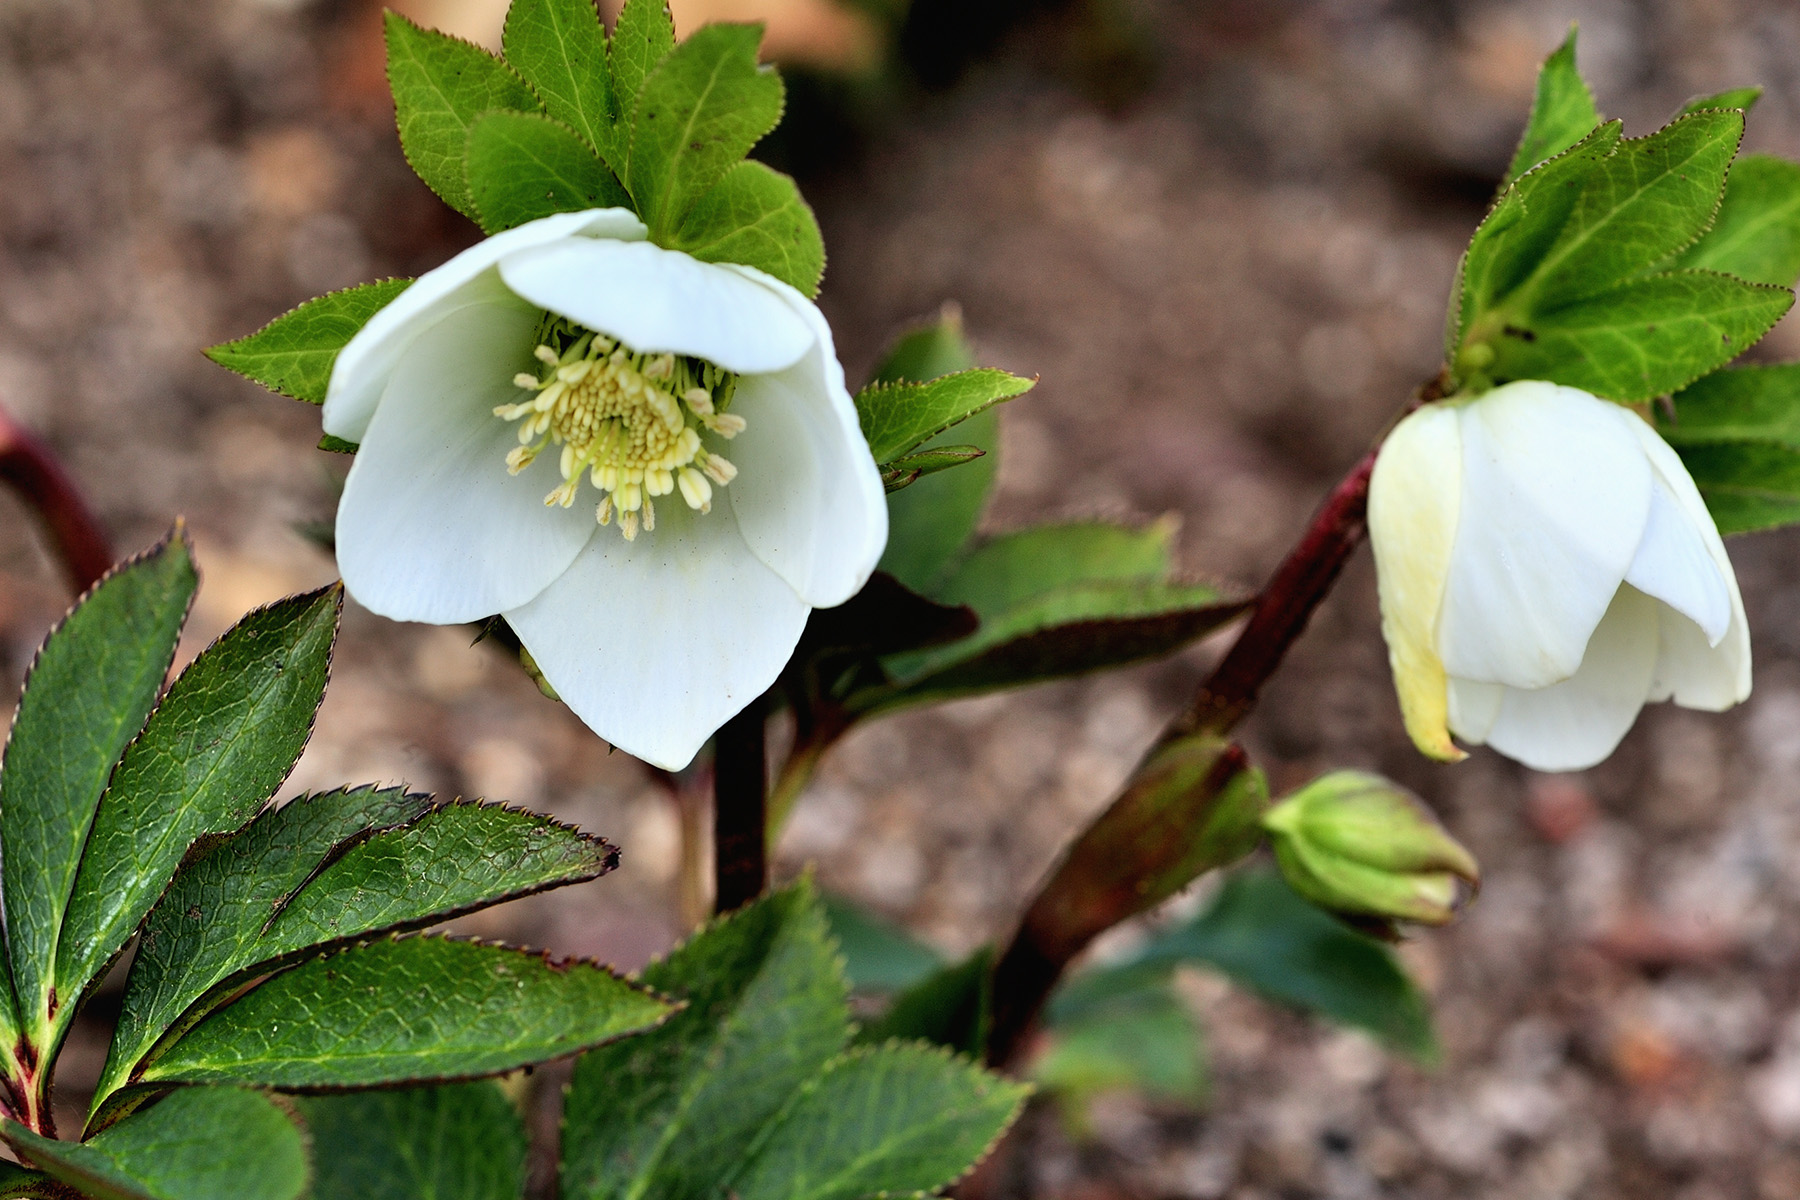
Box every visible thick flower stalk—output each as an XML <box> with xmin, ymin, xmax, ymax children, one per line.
<box><xmin>323</xmin><ymin>209</ymin><xmax>887</xmax><ymax>770</ymax></box>
<box><xmin>1369</xmin><ymin>380</ymin><xmax>1749</xmax><ymax>773</ymax></box>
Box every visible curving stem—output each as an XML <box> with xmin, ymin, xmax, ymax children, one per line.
<box><xmin>0</xmin><ymin>402</ymin><xmax>112</xmax><ymax>594</ymax></box>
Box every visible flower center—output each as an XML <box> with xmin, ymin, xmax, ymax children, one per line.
<box><xmin>494</xmin><ymin>317</ymin><xmax>743</xmax><ymax>541</ymax></box>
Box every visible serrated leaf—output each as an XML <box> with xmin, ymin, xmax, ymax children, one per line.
<box><xmin>870</xmin><ymin>314</ymin><xmax>976</xmax><ymax>386</ymax></box>
<box><xmin>385</xmin><ymin>12</ymin><xmax>542</xmax><ymax>221</ymax></box>
<box><xmin>503</xmin><ymin>0</ymin><xmax>620</xmax><ymax>171</ymax></box>
<box><xmin>626</xmin><ymin>23</ymin><xmax>783</xmax><ymax>238</ymax></box>
<box><xmin>1131</xmin><ymin>868</ymin><xmax>1436</xmax><ymax>1061</ymax></box>
<box><xmin>317</xmin><ymin>434</ymin><xmax>358</xmax><ymax>454</ymax></box>
<box><xmin>296</xmin><ymin>1083</ymin><xmax>526</xmax><ymax>1200</ymax></box>
<box><xmin>882</xmin><ymin>446</ymin><xmax>985</xmax><ymax>491</ymax></box>
<box><xmin>668</xmin><ymin>160</ymin><xmax>824</xmax><ymax>296</ymax></box>
<box><xmin>3</xmin><ymin>1088</ymin><xmax>307</xmax><ymax>1200</ymax></box>
<box><xmin>874</xmin><ymin>524</ymin><xmax>1246</xmax><ymax>709</ymax></box>
<box><xmin>1484</xmin><ymin>268</ymin><xmax>1791</xmax><ymax>401</ymax></box>
<box><xmin>1668</xmin><ymin>153</ymin><xmax>1800</xmax><ymax>286</ymax></box>
<box><xmin>878</xmin><ymin>406</ymin><xmax>998</xmax><ymax>594</ymax></box>
<box><xmin>1678</xmin><ymin>86</ymin><xmax>1762</xmax><ymax>117</ymax></box>
<box><xmin>608</xmin><ymin>0</ymin><xmax>675</xmax><ymax>148</ymax></box>
<box><xmin>561</xmin><ymin>881</ymin><xmax>848</xmax><ymax>1200</ymax></box>
<box><xmin>820</xmin><ymin>893</ymin><xmax>942</xmax><ymax>993</ymax></box>
<box><xmin>856</xmin><ymin>368</ymin><xmax>1035</xmax><ymax>462</ymax></box>
<box><xmin>467</xmin><ymin>110</ymin><xmax>630</xmax><ymax>234</ymax></box>
<box><xmin>728</xmin><ymin>1045</ymin><xmax>1029</xmax><ymax>1200</ymax></box>
<box><xmin>204</xmin><ymin>280</ymin><xmax>412</xmax><ymax>405</ymax></box>
<box><xmin>140</xmin><ymin>935</ymin><xmax>668</xmax><ymax>1088</ymax></box>
<box><xmin>3</xmin><ymin>532</ymin><xmax>198</xmax><ymax>1052</ymax></box>
<box><xmin>1036</xmin><ymin>981</ymin><xmax>1205</xmax><ymax>1115</ymax></box>
<box><xmin>855</xmin><ymin>948</ymin><xmax>992</xmax><ymax>1059</ymax></box>
<box><xmin>93</xmin><ymin>787</ymin><xmax>435</xmax><ymax>1119</ymax></box>
<box><xmin>53</xmin><ymin>588</ymin><xmax>342</xmax><ymax>1034</ymax></box>
<box><xmin>1664</xmin><ymin>439</ymin><xmax>1800</xmax><ymax>534</ymax></box>
<box><xmin>1506</xmin><ymin>27</ymin><xmax>1601</xmax><ymax>184</ymax></box>
<box><xmin>1663</xmin><ymin>363</ymin><xmax>1800</xmax><ymax>446</ymax></box>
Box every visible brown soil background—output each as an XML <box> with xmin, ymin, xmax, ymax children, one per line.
<box><xmin>8</xmin><ymin>0</ymin><xmax>1800</xmax><ymax>1196</ymax></box>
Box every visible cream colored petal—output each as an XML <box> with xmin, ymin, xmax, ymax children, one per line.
<box><xmin>1368</xmin><ymin>403</ymin><xmax>1464</xmax><ymax>761</ymax></box>
<box><xmin>1446</xmin><ymin>677</ymin><xmax>1505</xmax><ymax>745</ymax></box>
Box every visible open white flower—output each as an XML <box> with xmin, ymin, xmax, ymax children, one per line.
<box><xmin>1368</xmin><ymin>379</ymin><xmax>1748</xmax><ymax>773</ymax></box>
<box><xmin>322</xmin><ymin>208</ymin><xmax>887</xmax><ymax>770</ymax></box>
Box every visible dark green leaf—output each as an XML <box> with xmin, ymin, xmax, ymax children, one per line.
<box><xmin>94</xmin><ymin>787</ymin><xmax>436</xmax><ymax>1120</ymax></box>
<box><xmin>1506</xmin><ymin>27</ymin><xmax>1601</xmax><ymax>184</ymax></box>
<box><xmin>3</xmin><ymin>1088</ymin><xmax>308</xmax><ymax>1200</ymax></box>
<box><xmin>385</xmin><ymin>11</ymin><xmax>542</xmax><ymax>221</ymax></box>
<box><xmin>855</xmin><ymin>948</ymin><xmax>992</xmax><ymax>1059</ymax></box>
<box><xmin>877</xmin><ymin>406</ymin><xmax>998</xmax><ymax>595</ymax></box>
<box><xmin>317</xmin><ymin>435</ymin><xmax>359</xmax><ymax>454</ymax></box>
<box><xmin>870</xmin><ymin>313</ymin><xmax>976</xmax><ymax>386</ymax></box>
<box><xmin>727</xmin><ymin>1045</ymin><xmax>1029</xmax><ymax>1200</ymax></box>
<box><xmin>1669</xmin><ymin>153</ymin><xmax>1800</xmax><ymax>286</ymax></box>
<box><xmin>54</xmin><ymin>588</ymin><xmax>342</xmax><ymax>1030</ymax></box>
<box><xmin>1036</xmin><ymin>981</ymin><xmax>1205</xmax><ymax>1113</ymax></box>
<box><xmin>140</xmin><ymin>935</ymin><xmax>669</xmax><ymax>1088</ymax></box>
<box><xmin>1667</xmin><ymin>439</ymin><xmax>1800</xmax><ymax>534</ymax></box>
<box><xmin>1135</xmin><ymin>868</ymin><xmax>1436</xmax><ymax>1061</ymax></box>
<box><xmin>296</xmin><ymin>1083</ymin><xmax>526</xmax><ymax>1200</ymax></box>
<box><xmin>467</xmin><ymin>111</ymin><xmax>630</xmax><ymax>233</ymax></box>
<box><xmin>503</xmin><ymin>0</ymin><xmax>620</xmax><ymax>171</ymax></box>
<box><xmin>795</xmin><ymin>573</ymin><xmax>976</xmax><ymax>662</ymax></box>
<box><xmin>1485</xmin><ymin>268</ymin><xmax>1791</xmax><ymax>401</ymax></box>
<box><xmin>625</xmin><ymin>23</ymin><xmax>783</xmax><ymax>238</ymax></box>
<box><xmin>1664</xmin><ymin>363</ymin><xmax>1800</xmax><ymax>446</ymax></box>
<box><xmin>820</xmin><ymin>893</ymin><xmax>942</xmax><ymax>993</ymax></box>
<box><xmin>0</xmin><ymin>1162</ymin><xmax>53</xmax><ymax>1198</ymax></box>
<box><xmin>205</xmin><ymin>280</ymin><xmax>411</xmax><ymax>405</ymax></box>
<box><xmin>2</xmin><ymin>531</ymin><xmax>197</xmax><ymax>1051</ymax></box>
<box><xmin>561</xmin><ymin>881</ymin><xmax>848</xmax><ymax>1200</ymax></box>
<box><xmin>855</xmin><ymin>369</ymin><xmax>1035</xmax><ymax>462</ymax></box>
<box><xmin>668</xmin><ymin>160</ymin><xmax>824</xmax><ymax>296</ymax></box>
<box><xmin>1677</xmin><ymin>86</ymin><xmax>1762</xmax><ymax>117</ymax></box>
<box><xmin>607</xmin><ymin>0</ymin><xmax>675</xmax><ymax>132</ymax></box>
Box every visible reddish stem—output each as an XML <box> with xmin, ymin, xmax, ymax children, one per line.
<box><xmin>0</xmin><ymin>405</ymin><xmax>112</xmax><ymax>594</ymax></box>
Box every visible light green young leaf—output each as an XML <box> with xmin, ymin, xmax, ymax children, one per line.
<box><xmin>140</xmin><ymin>935</ymin><xmax>669</xmax><ymax>1089</ymax></box>
<box><xmin>204</xmin><ymin>280</ymin><xmax>412</xmax><ymax>404</ymax></box>
<box><xmin>607</xmin><ymin>0</ymin><xmax>675</xmax><ymax>143</ymax></box>
<box><xmin>855</xmin><ymin>368</ymin><xmax>1035</xmax><ymax>462</ymax></box>
<box><xmin>882</xmin><ymin>445</ymin><xmax>986</xmax><ymax>492</ymax></box>
<box><xmin>1667</xmin><ymin>153</ymin><xmax>1800</xmax><ymax>287</ymax></box>
<box><xmin>93</xmin><ymin>786</ymin><xmax>435</xmax><ymax>1121</ymax></box>
<box><xmin>1484</xmin><ymin>268</ymin><xmax>1791</xmax><ymax>401</ymax></box>
<box><xmin>296</xmin><ymin>1083</ymin><xmax>527</xmax><ymax>1200</ymax></box>
<box><xmin>625</xmin><ymin>23</ymin><xmax>784</xmax><ymax>238</ymax></box>
<box><xmin>503</xmin><ymin>0</ymin><xmax>620</xmax><ymax>170</ymax></box>
<box><xmin>1663</xmin><ymin>363</ymin><xmax>1800</xmax><ymax>446</ymax></box>
<box><xmin>1677</xmin><ymin>86</ymin><xmax>1762</xmax><ymax>117</ymax></box>
<box><xmin>466</xmin><ymin>110</ymin><xmax>630</xmax><ymax>233</ymax></box>
<box><xmin>879</xmin><ymin>407</ymin><xmax>998</xmax><ymax>595</ymax></box>
<box><xmin>385</xmin><ymin>11</ymin><xmax>542</xmax><ymax>220</ymax></box>
<box><xmin>54</xmin><ymin>587</ymin><xmax>342</xmax><ymax>1034</ymax></box>
<box><xmin>2</xmin><ymin>531</ymin><xmax>197</xmax><ymax>1053</ymax></box>
<box><xmin>729</xmin><ymin>1045</ymin><xmax>1029</xmax><ymax>1200</ymax></box>
<box><xmin>1506</xmin><ymin>27</ymin><xmax>1601</xmax><ymax>184</ymax></box>
<box><xmin>668</xmin><ymin>160</ymin><xmax>824</xmax><ymax>296</ymax></box>
<box><xmin>561</xmin><ymin>881</ymin><xmax>849</xmax><ymax>1200</ymax></box>
<box><xmin>1666</xmin><ymin>440</ymin><xmax>1800</xmax><ymax>534</ymax></box>
<box><xmin>3</xmin><ymin>1088</ymin><xmax>308</xmax><ymax>1200</ymax></box>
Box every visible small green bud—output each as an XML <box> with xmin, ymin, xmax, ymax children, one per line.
<box><xmin>518</xmin><ymin>645</ymin><xmax>561</xmax><ymax>702</ymax></box>
<box><xmin>1261</xmin><ymin>771</ymin><xmax>1478</xmax><ymax>926</ymax></box>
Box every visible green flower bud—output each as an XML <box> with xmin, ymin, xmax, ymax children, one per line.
<box><xmin>1261</xmin><ymin>771</ymin><xmax>1478</xmax><ymax>926</ymax></box>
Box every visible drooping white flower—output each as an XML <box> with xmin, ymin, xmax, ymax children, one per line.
<box><xmin>322</xmin><ymin>208</ymin><xmax>887</xmax><ymax>770</ymax></box>
<box><xmin>1368</xmin><ymin>379</ymin><xmax>1748</xmax><ymax>773</ymax></box>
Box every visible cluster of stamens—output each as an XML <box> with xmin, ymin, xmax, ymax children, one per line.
<box><xmin>495</xmin><ymin>319</ymin><xmax>743</xmax><ymax>541</ymax></box>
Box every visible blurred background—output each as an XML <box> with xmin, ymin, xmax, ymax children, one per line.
<box><xmin>6</xmin><ymin>0</ymin><xmax>1800</xmax><ymax>1195</ymax></box>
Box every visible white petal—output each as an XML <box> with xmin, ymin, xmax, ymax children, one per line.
<box><xmin>1367</xmin><ymin>403</ymin><xmax>1463</xmax><ymax>760</ymax></box>
<box><xmin>496</xmin><ymin>239</ymin><xmax>814</xmax><ymax>375</ymax></box>
<box><xmin>504</xmin><ymin>501</ymin><xmax>809</xmax><ymax>771</ymax></box>
<box><xmin>1446</xmin><ymin>677</ymin><xmax>1504</xmax><ymax>744</ymax></box>
<box><xmin>335</xmin><ymin>295</ymin><xmax>597</xmax><ymax>624</ymax></box>
<box><xmin>723</xmin><ymin>266</ymin><xmax>887</xmax><ymax>608</ymax></box>
<box><xmin>323</xmin><ymin>208</ymin><xmax>646</xmax><ymax>442</ymax></box>
<box><xmin>1436</xmin><ymin>381</ymin><xmax>1653</xmax><ymax>689</ymax></box>
<box><xmin>1624</xmin><ymin>475</ymin><xmax>1732</xmax><ymax>644</ymax></box>
<box><xmin>1480</xmin><ymin>584</ymin><xmax>1661</xmax><ymax>772</ymax></box>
